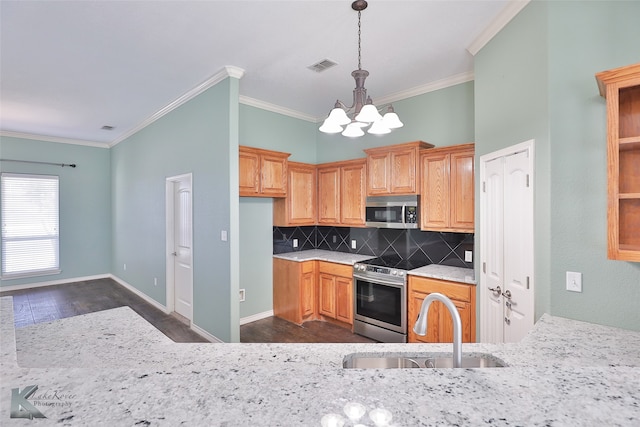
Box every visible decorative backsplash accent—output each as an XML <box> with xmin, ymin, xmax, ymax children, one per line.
<box><xmin>273</xmin><ymin>226</ymin><xmax>474</xmax><ymax>269</ymax></box>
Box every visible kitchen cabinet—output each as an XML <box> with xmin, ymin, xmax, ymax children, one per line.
<box><xmin>317</xmin><ymin>261</ymin><xmax>353</xmax><ymax>325</ymax></box>
<box><xmin>420</xmin><ymin>143</ymin><xmax>475</xmax><ymax>232</ymax></box>
<box><xmin>273</xmin><ymin>258</ymin><xmax>316</xmax><ymax>325</ymax></box>
<box><xmin>596</xmin><ymin>63</ymin><xmax>640</xmax><ymax>262</ymax></box>
<box><xmin>273</xmin><ymin>162</ymin><xmax>317</xmax><ymax>226</ymax></box>
<box><xmin>317</xmin><ymin>159</ymin><xmax>366</xmax><ymax>227</ymax></box>
<box><xmin>407</xmin><ymin>275</ymin><xmax>476</xmax><ymax>343</ymax></box>
<box><xmin>239</xmin><ymin>146</ymin><xmax>290</xmax><ymax>198</ymax></box>
<box><xmin>363</xmin><ymin>141</ymin><xmax>434</xmax><ymax>196</ymax></box>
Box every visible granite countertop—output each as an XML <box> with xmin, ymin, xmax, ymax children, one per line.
<box><xmin>274</xmin><ymin>250</ymin><xmax>476</xmax><ymax>284</ymax></box>
<box><xmin>273</xmin><ymin>249</ymin><xmax>375</xmax><ymax>265</ymax></box>
<box><xmin>408</xmin><ymin>264</ymin><xmax>476</xmax><ymax>284</ymax></box>
<box><xmin>2</xmin><ymin>296</ymin><xmax>640</xmax><ymax>425</ymax></box>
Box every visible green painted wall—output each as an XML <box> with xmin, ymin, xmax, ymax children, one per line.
<box><xmin>316</xmin><ymin>81</ymin><xmax>476</xmax><ymax>163</ymax></box>
<box><xmin>0</xmin><ymin>137</ymin><xmax>111</xmax><ymax>287</ymax></box>
<box><xmin>475</xmin><ymin>0</ymin><xmax>640</xmax><ymax>332</ymax></box>
<box><xmin>547</xmin><ymin>0</ymin><xmax>640</xmax><ymax>330</ymax></box>
<box><xmin>111</xmin><ymin>78</ymin><xmax>239</xmax><ymax>342</ymax></box>
<box><xmin>474</xmin><ymin>0</ymin><xmax>551</xmax><ymax>322</ymax></box>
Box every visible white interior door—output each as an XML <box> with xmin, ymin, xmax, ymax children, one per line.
<box><xmin>480</xmin><ymin>141</ymin><xmax>534</xmax><ymax>343</ymax></box>
<box><xmin>167</xmin><ymin>174</ymin><xmax>193</xmax><ymax>320</ymax></box>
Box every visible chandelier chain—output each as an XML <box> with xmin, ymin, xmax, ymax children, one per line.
<box><xmin>357</xmin><ymin>10</ymin><xmax>362</xmax><ymax>70</ymax></box>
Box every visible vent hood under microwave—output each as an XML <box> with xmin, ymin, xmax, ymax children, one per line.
<box><xmin>365</xmin><ymin>195</ymin><xmax>419</xmax><ymax>229</ymax></box>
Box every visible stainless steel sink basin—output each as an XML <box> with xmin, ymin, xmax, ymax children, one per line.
<box><xmin>343</xmin><ymin>353</ymin><xmax>506</xmax><ymax>369</ymax></box>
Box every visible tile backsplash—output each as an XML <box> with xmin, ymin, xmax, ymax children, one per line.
<box><xmin>273</xmin><ymin>226</ymin><xmax>474</xmax><ymax>269</ymax></box>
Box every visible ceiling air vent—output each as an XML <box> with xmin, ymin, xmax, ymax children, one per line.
<box><xmin>101</xmin><ymin>125</ymin><xmax>115</xmax><ymax>131</ymax></box>
<box><xmin>307</xmin><ymin>59</ymin><xmax>338</xmax><ymax>73</ymax></box>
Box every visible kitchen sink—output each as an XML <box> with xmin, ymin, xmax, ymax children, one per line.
<box><xmin>343</xmin><ymin>353</ymin><xmax>506</xmax><ymax>369</ymax></box>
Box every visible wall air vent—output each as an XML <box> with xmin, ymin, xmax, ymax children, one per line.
<box><xmin>307</xmin><ymin>59</ymin><xmax>338</xmax><ymax>73</ymax></box>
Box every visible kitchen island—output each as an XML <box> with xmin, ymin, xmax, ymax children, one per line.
<box><xmin>1</xmin><ymin>295</ymin><xmax>639</xmax><ymax>426</ymax></box>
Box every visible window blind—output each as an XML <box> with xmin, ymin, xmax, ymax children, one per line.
<box><xmin>1</xmin><ymin>173</ymin><xmax>60</xmax><ymax>278</ymax></box>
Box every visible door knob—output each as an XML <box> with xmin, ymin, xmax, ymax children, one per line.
<box><xmin>171</xmin><ymin>252</ymin><xmax>177</xmax><ymax>256</ymax></box>
<box><xmin>488</xmin><ymin>285</ymin><xmax>501</xmax><ymax>294</ymax></box>
<box><xmin>502</xmin><ymin>290</ymin><xmax>512</xmax><ymax>299</ymax></box>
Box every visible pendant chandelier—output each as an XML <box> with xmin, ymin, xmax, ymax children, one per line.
<box><xmin>319</xmin><ymin>0</ymin><xmax>403</xmax><ymax>138</ymax></box>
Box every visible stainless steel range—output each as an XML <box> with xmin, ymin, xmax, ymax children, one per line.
<box><xmin>353</xmin><ymin>256</ymin><xmax>428</xmax><ymax>343</ymax></box>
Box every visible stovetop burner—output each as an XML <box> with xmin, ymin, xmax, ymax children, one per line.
<box><xmin>360</xmin><ymin>256</ymin><xmax>430</xmax><ymax>271</ymax></box>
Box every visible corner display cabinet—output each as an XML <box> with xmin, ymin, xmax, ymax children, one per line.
<box><xmin>596</xmin><ymin>63</ymin><xmax>640</xmax><ymax>262</ymax></box>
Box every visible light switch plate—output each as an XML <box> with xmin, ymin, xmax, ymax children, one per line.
<box><xmin>566</xmin><ymin>271</ymin><xmax>582</xmax><ymax>292</ymax></box>
<box><xmin>293</xmin><ymin>239</ymin><xmax>298</xmax><ymax>248</ymax></box>
<box><xmin>221</xmin><ymin>230</ymin><xmax>228</xmax><ymax>241</ymax></box>
<box><xmin>464</xmin><ymin>250</ymin><xmax>473</xmax><ymax>263</ymax></box>
<box><xmin>351</xmin><ymin>240</ymin><xmax>357</xmax><ymax>249</ymax></box>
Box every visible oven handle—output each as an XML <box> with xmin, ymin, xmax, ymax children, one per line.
<box><xmin>353</xmin><ymin>273</ymin><xmax>406</xmax><ymax>288</ymax></box>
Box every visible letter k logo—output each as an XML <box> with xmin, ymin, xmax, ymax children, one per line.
<box><xmin>10</xmin><ymin>385</ymin><xmax>46</xmax><ymax>419</ymax></box>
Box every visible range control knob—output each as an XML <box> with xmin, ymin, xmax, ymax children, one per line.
<box><xmin>398</xmin><ymin>271</ymin><xmax>405</xmax><ymax>277</ymax></box>
<box><xmin>391</xmin><ymin>270</ymin><xmax>398</xmax><ymax>276</ymax></box>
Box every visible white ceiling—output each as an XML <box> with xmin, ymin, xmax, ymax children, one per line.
<box><xmin>0</xmin><ymin>0</ymin><xmax>525</xmax><ymax>147</ymax></box>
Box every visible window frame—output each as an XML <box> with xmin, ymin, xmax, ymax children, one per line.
<box><xmin>1</xmin><ymin>172</ymin><xmax>61</xmax><ymax>279</ymax></box>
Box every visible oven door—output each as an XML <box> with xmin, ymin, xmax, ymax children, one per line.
<box><xmin>353</xmin><ymin>273</ymin><xmax>406</xmax><ymax>334</ymax></box>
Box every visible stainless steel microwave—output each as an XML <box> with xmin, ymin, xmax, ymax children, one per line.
<box><xmin>365</xmin><ymin>195</ymin><xmax>419</xmax><ymax>229</ymax></box>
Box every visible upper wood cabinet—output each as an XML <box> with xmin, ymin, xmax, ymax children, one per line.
<box><xmin>420</xmin><ymin>143</ymin><xmax>475</xmax><ymax>233</ymax></box>
<box><xmin>363</xmin><ymin>141</ymin><xmax>434</xmax><ymax>196</ymax></box>
<box><xmin>273</xmin><ymin>162</ymin><xmax>317</xmax><ymax>226</ymax></box>
<box><xmin>596</xmin><ymin>63</ymin><xmax>640</xmax><ymax>262</ymax></box>
<box><xmin>317</xmin><ymin>159</ymin><xmax>366</xmax><ymax>227</ymax></box>
<box><xmin>239</xmin><ymin>146</ymin><xmax>290</xmax><ymax>198</ymax></box>
<box><xmin>407</xmin><ymin>275</ymin><xmax>476</xmax><ymax>344</ymax></box>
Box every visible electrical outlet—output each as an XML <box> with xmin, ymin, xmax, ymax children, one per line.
<box><xmin>154</xmin><ymin>277</ymin><xmax>157</xmax><ymax>286</ymax></box>
<box><xmin>123</xmin><ymin>263</ymin><xmax>127</xmax><ymax>271</ymax></box>
<box><xmin>239</xmin><ymin>289</ymin><xmax>246</xmax><ymax>302</ymax></box>
<box><xmin>293</xmin><ymin>239</ymin><xmax>298</xmax><ymax>248</ymax></box>
<box><xmin>464</xmin><ymin>250</ymin><xmax>473</xmax><ymax>263</ymax></box>
<box><xmin>351</xmin><ymin>240</ymin><xmax>357</xmax><ymax>250</ymax></box>
<box><xmin>566</xmin><ymin>271</ymin><xmax>582</xmax><ymax>292</ymax></box>
<box><xmin>332</xmin><ymin>235</ymin><xmax>337</xmax><ymax>243</ymax></box>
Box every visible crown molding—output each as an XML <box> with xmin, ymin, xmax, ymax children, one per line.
<box><xmin>110</xmin><ymin>66</ymin><xmax>246</xmax><ymax>147</ymax></box>
<box><xmin>467</xmin><ymin>0</ymin><xmax>531</xmax><ymax>56</ymax></box>
<box><xmin>371</xmin><ymin>71</ymin><xmax>475</xmax><ymax>109</ymax></box>
<box><xmin>0</xmin><ymin>130</ymin><xmax>109</xmax><ymax>148</ymax></box>
<box><xmin>239</xmin><ymin>96</ymin><xmax>317</xmax><ymax>123</ymax></box>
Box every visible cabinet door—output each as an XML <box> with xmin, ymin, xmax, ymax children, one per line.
<box><xmin>390</xmin><ymin>148</ymin><xmax>417</xmax><ymax>194</ymax></box>
<box><xmin>340</xmin><ymin>161</ymin><xmax>366</xmax><ymax>226</ymax></box>
<box><xmin>407</xmin><ymin>290</ymin><xmax>439</xmax><ymax>343</ymax></box>
<box><xmin>300</xmin><ymin>269</ymin><xmax>316</xmax><ymax>319</ymax></box>
<box><xmin>367</xmin><ymin>152</ymin><xmax>391</xmax><ymax>195</ymax></box>
<box><xmin>450</xmin><ymin>150</ymin><xmax>475</xmax><ymax>231</ymax></box>
<box><xmin>438</xmin><ymin>299</ymin><xmax>473</xmax><ymax>343</ymax></box>
<box><xmin>318</xmin><ymin>167</ymin><xmax>340</xmax><ymax>225</ymax></box>
<box><xmin>260</xmin><ymin>154</ymin><xmax>287</xmax><ymax>197</ymax></box>
<box><xmin>274</xmin><ymin>163</ymin><xmax>316</xmax><ymax>226</ymax></box>
<box><xmin>318</xmin><ymin>273</ymin><xmax>336</xmax><ymax>318</ymax></box>
<box><xmin>239</xmin><ymin>149</ymin><xmax>260</xmax><ymax>196</ymax></box>
<box><xmin>335</xmin><ymin>276</ymin><xmax>353</xmax><ymax>324</ymax></box>
<box><xmin>421</xmin><ymin>152</ymin><xmax>450</xmax><ymax>230</ymax></box>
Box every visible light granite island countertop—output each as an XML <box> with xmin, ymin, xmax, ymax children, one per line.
<box><xmin>1</xmin><ymin>296</ymin><xmax>639</xmax><ymax>426</ymax></box>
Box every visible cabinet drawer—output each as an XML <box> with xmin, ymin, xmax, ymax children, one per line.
<box><xmin>408</xmin><ymin>276</ymin><xmax>472</xmax><ymax>302</ymax></box>
<box><xmin>318</xmin><ymin>261</ymin><xmax>352</xmax><ymax>278</ymax></box>
<box><xmin>301</xmin><ymin>260</ymin><xmax>315</xmax><ymax>274</ymax></box>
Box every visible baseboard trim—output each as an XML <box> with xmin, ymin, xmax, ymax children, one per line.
<box><xmin>108</xmin><ymin>274</ymin><xmax>170</xmax><ymax>314</ymax></box>
<box><xmin>0</xmin><ymin>274</ymin><xmax>111</xmax><ymax>293</ymax></box>
<box><xmin>240</xmin><ymin>310</ymin><xmax>274</xmax><ymax>326</ymax></box>
<box><xmin>191</xmin><ymin>322</ymin><xmax>224</xmax><ymax>343</ymax></box>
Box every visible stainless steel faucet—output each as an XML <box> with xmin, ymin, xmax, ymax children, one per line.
<box><xmin>413</xmin><ymin>292</ymin><xmax>462</xmax><ymax>368</ymax></box>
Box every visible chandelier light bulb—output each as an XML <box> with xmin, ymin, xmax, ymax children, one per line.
<box><xmin>328</xmin><ymin>106</ymin><xmax>351</xmax><ymax>126</ymax></box>
<box><xmin>382</xmin><ymin>107</ymin><xmax>404</xmax><ymax>129</ymax></box>
<box><xmin>355</xmin><ymin>103</ymin><xmax>383</xmax><ymax>123</ymax></box>
<box><xmin>319</xmin><ymin>118</ymin><xmax>344</xmax><ymax>134</ymax></box>
<box><xmin>342</xmin><ymin>123</ymin><xmax>365</xmax><ymax>137</ymax></box>
<box><xmin>367</xmin><ymin>119</ymin><xmax>391</xmax><ymax>135</ymax></box>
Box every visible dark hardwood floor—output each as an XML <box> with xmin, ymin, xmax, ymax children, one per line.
<box><xmin>1</xmin><ymin>278</ymin><xmax>376</xmax><ymax>344</ymax></box>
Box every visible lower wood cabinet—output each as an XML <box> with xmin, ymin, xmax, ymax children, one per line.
<box><xmin>407</xmin><ymin>275</ymin><xmax>476</xmax><ymax>343</ymax></box>
<box><xmin>273</xmin><ymin>258</ymin><xmax>353</xmax><ymax>327</ymax></box>
<box><xmin>273</xmin><ymin>258</ymin><xmax>316</xmax><ymax>325</ymax></box>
